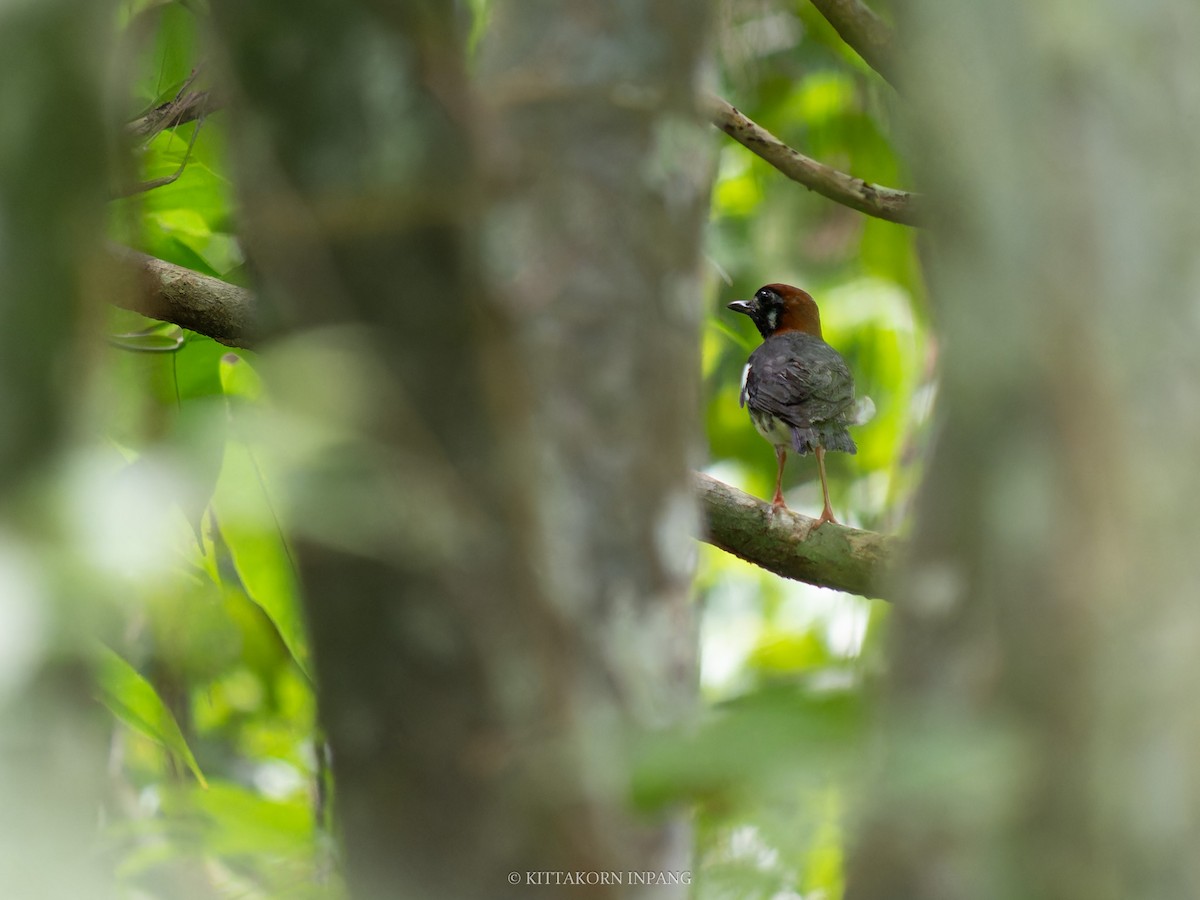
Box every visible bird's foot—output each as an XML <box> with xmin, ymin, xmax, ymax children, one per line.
<box><xmin>811</xmin><ymin>507</ymin><xmax>839</xmax><ymax>531</ymax></box>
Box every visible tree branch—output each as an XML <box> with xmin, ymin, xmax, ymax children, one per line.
<box><xmin>694</xmin><ymin>472</ymin><xmax>900</xmax><ymax>600</ymax></box>
<box><xmin>705</xmin><ymin>94</ymin><xmax>922</xmax><ymax>226</ymax></box>
<box><xmin>109</xmin><ymin>247</ymin><xmax>258</xmax><ymax>348</ymax></box>
<box><xmin>809</xmin><ymin>0</ymin><xmax>899</xmax><ymax>88</ymax></box>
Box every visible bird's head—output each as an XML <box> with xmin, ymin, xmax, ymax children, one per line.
<box><xmin>727</xmin><ymin>283</ymin><xmax>822</xmax><ymax>340</ymax></box>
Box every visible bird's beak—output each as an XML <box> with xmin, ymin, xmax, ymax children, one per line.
<box><xmin>727</xmin><ymin>300</ymin><xmax>754</xmax><ymax>316</ymax></box>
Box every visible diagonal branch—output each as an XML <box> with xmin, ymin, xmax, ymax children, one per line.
<box><xmin>694</xmin><ymin>472</ymin><xmax>900</xmax><ymax>600</ymax></box>
<box><xmin>810</xmin><ymin>0</ymin><xmax>899</xmax><ymax>88</ymax></box>
<box><xmin>109</xmin><ymin>247</ymin><xmax>258</xmax><ymax>349</ymax></box>
<box><xmin>705</xmin><ymin>94</ymin><xmax>922</xmax><ymax>226</ymax></box>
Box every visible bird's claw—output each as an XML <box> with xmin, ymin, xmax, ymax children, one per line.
<box><xmin>799</xmin><ymin>509</ymin><xmax>837</xmax><ymax>540</ymax></box>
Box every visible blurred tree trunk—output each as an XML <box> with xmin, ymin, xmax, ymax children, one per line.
<box><xmin>478</xmin><ymin>0</ymin><xmax>709</xmax><ymax>886</ymax></box>
<box><xmin>848</xmin><ymin>2</ymin><xmax>1200</xmax><ymax>899</ymax></box>
<box><xmin>209</xmin><ymin>2</ymin><xmax>706</xmax><ymax>897</ymax></box>
<box><xmin>0</xmin><ymin>2</ymin><xmax>115</xmax><ymax>898</ymax></box>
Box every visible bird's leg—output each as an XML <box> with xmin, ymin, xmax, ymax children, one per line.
<box><xmin>771</xmin><ymin>446</ymin><xmax>788</xmax><ymax>509</ymax></box>
<box><xmin>813</xmin><ymin>446</ymin><xmax>838</xmax><ymax>528</ymax></box>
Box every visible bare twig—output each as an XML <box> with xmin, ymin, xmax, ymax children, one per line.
<box><xmin>694</xmin><ymin>472</ymin><xmax>900</xmax><ymax>599</ymax></box>
<box><xmin>126</xmin><ymin>71</ymin><xmax>218</xmax><ymax>141</ymax></box>
<box><xmin>705</xmin><ymin>94</ymin><xmax>922</xmax><ymax>226</ymax></box>
<box><xmin>114</xmin><ymin>114</ymin><xmax>207</xmax><ymax>198</ymax></box>
<box><xmin>810</xmin><ymin>0</ymin><xmax>899</xmax><ymax>88</ymax></box>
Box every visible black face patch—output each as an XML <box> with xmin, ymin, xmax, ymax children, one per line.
<box><xmin>729</xmin><ymin>286</ymin><xmax>791</xmax><ymax>339</ymax></box>
<box><xmin>747</xmin><ymin>289</ymin><xmax>784</xmax><ymax>338</ymax></box>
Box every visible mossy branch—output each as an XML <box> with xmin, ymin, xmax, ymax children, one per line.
<box><xmin>694</xmin><ymin>472</ymin><xmax>900</xmax><ymax>600</ymax></box>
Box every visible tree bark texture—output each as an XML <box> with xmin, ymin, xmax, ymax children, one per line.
<box><xmin>209</xmin><ymin>2</ymin><xmax>707</xmax><ymax>897</ymax></box>
<box><xmin>847</xmin><ymin>3</ymin><xmax>1200</xmax><ymax>900</ymax></box>
<box><xmin>111</xmin><ymin>247</ymin><xmax>258</xmax><ymax>348</ymax></box>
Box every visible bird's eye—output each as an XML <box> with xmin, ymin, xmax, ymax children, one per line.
<box><xmin>756</xmin><ymin>289</ymin><xmax>774</xmax><ymax>303</ymax></box>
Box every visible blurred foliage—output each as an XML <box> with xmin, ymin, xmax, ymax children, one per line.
<box><xmin>90</xmin><ymin>1</ymin><xmax>929</xmax><ymax>897</ymax></box>
<box><xmin>93</xmin><ymin>11</ymin><xmax>325</xmax><ymax>893</ymax></box>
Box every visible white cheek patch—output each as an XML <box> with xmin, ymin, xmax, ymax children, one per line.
<box><xmin>766</xmin><ymin>309</ymin><xmax>778</xmax><ymax>331</ymax></box>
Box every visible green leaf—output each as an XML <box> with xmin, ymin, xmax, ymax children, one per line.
<box><xmin>211</xmin><ymin>378</ymin><xmax>310</xmax><ymax>678</ymax></box>
<box><xmin>212</xmin><ymin>444</ymin><xmax>310</xmax><ymax>679</ymax></box>
<box><xmin>127</xmin><ymin>2</ymin><xmax>199</xmax><ymax>110</ymax></box>
<box><xmin>632</xmin><ymin>683</ymin><xmax>863</xmax><ymax>809</ymax></box>
<box><xmin>95</xmin><ymin>645</ymin><xmax>208</xmax><ymax>788</ymax></box>
<box><xmin>747</xmin><ymin>630</ymin><xmax>831</xmax><ymax>675</ymax></box>
<box><xmin>219</xmin><ymin>350</ymin><xmax>264</xmax><ymax>401</ymax></box>
<box><xmin>188</xmin><ymin>781</ymin><xmax>313</xmax><ymax>857</ymax></box>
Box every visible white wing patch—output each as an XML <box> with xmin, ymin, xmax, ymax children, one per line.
<box><xmin>851</xmin><ymin>395</ymin><xmax>876</xmax><ymax>425</ymax></box>
<box><xmin>739</xmin><ymin>363</ymin><xmax>752</xmax><ymax>407</ymax></box>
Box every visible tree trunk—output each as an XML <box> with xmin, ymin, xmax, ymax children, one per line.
<box><xmin>209</xmin><ymin>2</ymin><xmax>707</xmax><ymax>896</ymax></box>
<box><xmin>848</xmin><ymin>3</ymin><xmax>1200</xmax><ymax>899</ymax></box>
<box><xmin>479</xmin><ymin>0</ymin><xmax>710</xmax><ymax>888</ymax></box>
<box><xmin>0</xmin><ymin>1</ymin><xmax>116</xmax><ymax>897</ymax></box>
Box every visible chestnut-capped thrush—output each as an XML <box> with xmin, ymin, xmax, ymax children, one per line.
<box><xmin>728</xmin><ymin>283</ymin><xmax>873</xmax><ymax>528</ymax></box>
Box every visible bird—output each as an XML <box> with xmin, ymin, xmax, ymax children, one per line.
<box><xmin>728</xmin><ymin>283</ymin><xmax>873</xmax><ymax>529</ymax></box>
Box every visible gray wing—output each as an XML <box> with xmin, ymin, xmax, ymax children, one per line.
<box><xmin>742</xmin><ymin>334</ymin><xmax>855</xmax><ymax>428</ymax></box>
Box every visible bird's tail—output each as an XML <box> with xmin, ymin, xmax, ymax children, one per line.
<box><xmin>790</xmin><ymin>426</ymin><xmax>857</xmax><ymax>456</ymax></box>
